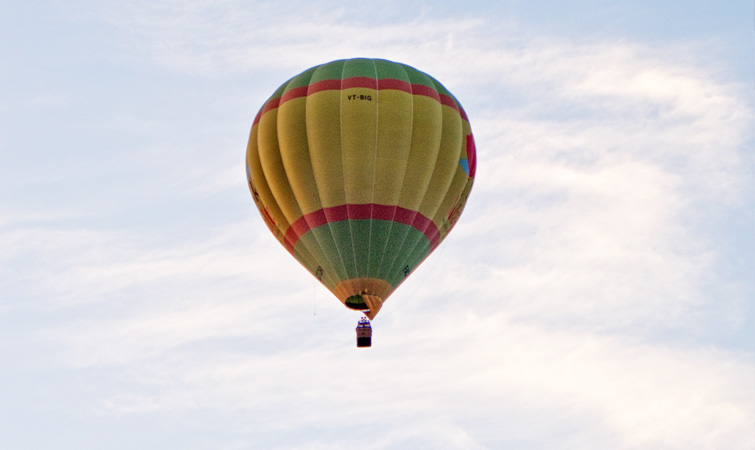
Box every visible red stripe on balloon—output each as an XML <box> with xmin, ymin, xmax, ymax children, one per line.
<box><xmin>253</xmin><ymin>78</ymin><xmax>470</xmax><ymax>126</ymax></box>
<box><xmin>466</xmin><ymin>134</ymin><xmax>477</xmax><ymax>178</ymax></box>
<box><xmin>280</xmin><ymin>85</ymin><xmax>310</xmax><ymax>104</ymax></box>
<box><xmin>306</xmin><ymin>79</ymin><xmax>342</xmax><ymax>95</ymax></box>
<box><xmin>283</xmin><ymin>204</ymin><xmax>440</xmax><ymax>253</ymax></box>
<box><xmin>342</xmin><ymin>77</ymin><xmax>378</xmax><ymax>90</ymax></box>
<box><xmin>252</xmin><ymin>96</ymin><xmax>280</xmax><ymax>126</ymax></box>
<box><xmin>378</xmin><ymin>78</ymin><xmax>411</xmax><ymax>93</ymax></box>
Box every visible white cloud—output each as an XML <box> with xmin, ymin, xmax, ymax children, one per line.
<box><xmin>2</xmin><ymin>2</ymin><xmax>753</xmax><ymax>449</ymax></box>
<box><xmin>49</xmin><ymin>309</ymin><xmax>755</xmax><ymax>449</ymax></box>
<box><xmin>102</xmin><ymin>0</ymin><xmax>485</xmax><ymax>77</ymax></box>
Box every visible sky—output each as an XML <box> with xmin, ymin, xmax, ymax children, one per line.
<box><xmin>1</xmin><ymin>1</ymin><xmax>754</xmax><ymax>449</ymax></box>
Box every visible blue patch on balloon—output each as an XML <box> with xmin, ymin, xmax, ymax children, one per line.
<box><xmin>459</xmin><ymin>160</ymin><xmax>470</xmax><ymax>176</ymax></box>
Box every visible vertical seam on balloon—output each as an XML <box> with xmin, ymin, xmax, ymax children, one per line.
<box><xmin>278</xmin><ymin>73</ymin><xmax>340</xmax><ymax>291</ymax></box>
<box><xmin>375</xmin><ymin>69</ymin><xmax>416</xmax><ymax>282</ymax></box>
<box><xmin>258</xmin><ymin>81</ymin><xmax>340</xmax><ymax>291</ymax></box>
<box><xmin>302</xmin><ymin>61</ymin><xmax>358</xmax><ymax>292</ymax></box>
<box><xmin>398</xmin><ymin>81</ymin><xmax>465</xmax><ymax>278</ymax></box>
<box><xmin>266</xmin><ymin>81</ymin><xmax>303</xmax><ymax>249</ymax></box>
<box><xmin>379</xmin><ymin>67</ymin><xmax>439</xmax><ymax>282</ymax></box>
<box><xmin>289</xmin><ymin>71</ymin><xmax>344</xmax><ymax>291</ymax></box>
<box><xmin>392</xmin><ymin>75</ymin><xmax>452</xmax><ymax>284</ymax></box>
<box><xmin>436</xmin><ymin>102</ymin><xmax>472</xmax><ymax>239</ymax></box>
<box><xmin>365</xmin><ymin>58</ymin><xmax>379</xmax><ymax>285</ymax></box>
<box><xmin>305</xmin><ymin>63</ymin><xmax>352</xmax><ymax>289</ymax></box>
<box><xmin>339</xmin><ymin>61</ymin><xmax>361</xmax><ymax>285</ymax></box>
<box><xmin>254</xmin><ymin>101</ymin><xmax>288</xmax><ymax>244</ymax></box>
<box><xmin>374</xmin><ymin>62</ymin><xmax>413</xmax><ymax>282</ymax></box>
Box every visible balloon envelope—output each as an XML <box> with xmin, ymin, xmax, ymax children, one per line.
<box><xmin>246</xmin><ymin>58</ymin><xmax>475</xmax><ymax>319</ymax></box>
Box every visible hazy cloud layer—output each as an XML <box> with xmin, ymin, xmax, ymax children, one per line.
<box><xmin>2</xmin><ymin>1</ymin><xmax>753</xmax><ymax>449</ymax></box>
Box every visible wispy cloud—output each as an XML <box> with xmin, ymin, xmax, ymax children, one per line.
<box><xmin>2</xmin><ymin>2</ymin><xmax>753</xmax><ymax>449</ymax></box>
<box><xmin>102</xmin><ymin>0</ymin><xmax>485</xmax><ymax>76</ymax></box>
<box><xmin>51</xmin><ymin>311</ymin><xmax>755</xmax><ymax>449</ymax></box>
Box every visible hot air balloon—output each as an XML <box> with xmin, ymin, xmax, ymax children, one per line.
<box><xmin>246</xmin><ymin>58</ymin><xmax>476</xmax><ymax>336</ymax></box>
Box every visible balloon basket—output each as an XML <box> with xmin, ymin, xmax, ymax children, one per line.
<box><xmin>356</xmin><ymin>317</ymin><xmax>372</xmax><ymax>348</ymax></box>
